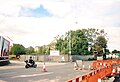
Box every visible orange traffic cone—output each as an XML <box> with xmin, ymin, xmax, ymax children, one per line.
<box><xmin>82</xmin><ymin>64</ymin><xmax>85</xmax><ymax>70</ymax></box>
<box><xmin>74</xmin><ymin>62</ymin><xmax>78</xmax><ymax>70</ymax></box>
<box><xmin>42</xmin><ymin>63</ymin><xmax>47</xmax><ymax>72</ymax></box>
<box><xmin>81</xmin><ymin>62</ymin><xmax>85</xmax><ymax>70</ymax></box>
<box><xmin>88</xmin><ymin>65</ymin><xmax>91</xmax><ymax>70</ymax></box>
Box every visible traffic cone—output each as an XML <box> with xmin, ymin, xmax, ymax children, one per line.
<box><xmin>89</xmin><ymin>64</ymin><xmax>94</xmax><ymax>70</ymax></box>
<box><xmin>42</xmin><ymin>63</ymin><xmax>47</xmax><ymax>72</ymax></box>
<box><xmin>74</xmin><ymin>62</ymin><xmax>78</xmax><ymax>70</ymax></box>
<box><xmin>81</xmin><ymin>62</ymin><xmax>85</xmax><ymax>70</ymax></box>
<box><xmin>82</xmin><ymin>64</ymin><xmax>85</xmax><ymax>70</ymax></box>
<box><xmin>89</xmin><ymin>65</ymin><xmax>91</xmax><ymax>70</ymax></box>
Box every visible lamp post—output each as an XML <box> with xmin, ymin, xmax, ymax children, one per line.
<box><xmin>43</xmin><ymin>45</ymin><xmax>46</xmax><ymax>64</ymax></box>
<box><xmin>68</xmin><ymin>30</ymin><xmax>71</xmax><ymax>62</ymax></box>
<box><xmin>69</xmin><ymin>31</ymin><xmax>71</xmax><ymax>54</ymax></box>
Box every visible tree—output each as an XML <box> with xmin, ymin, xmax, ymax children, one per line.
<box><xmin>55</xmin><ymin>28</ymin><xmax>108</xmax><ymax>56</ymax></box>
<box><xmin>55</xmin><ymin>29</ymin><xmax>90</xmax><ymax>55</ymax></box>
<box><xmin>83</xmin><ymin>28</ymin><xmax>108</xmax><ymax>55</ymax></box>
<box><xmin>37</xmin><ymin>45</ymin><xmax>49</xmax><ymax>55</ymax></box>
<box><xmin>55</xmin><ymin>34</ymin><xmax>68</xmax><ymax>54</ymax></box>
<box><xmin>94</xmin><ymin>36</ymin><xmax>107</xmax><ymax>55</ymax></box>
<box><xmin>10</xmin><ymin>44</ymin><xmax>26</xmax><ymax>57</ymax></box>
<box><xmin>105</xmin><ymin>49</ymin><xmax>110</xmax><ymax>54</ymax></box>
<box><xmin>26</xmin><ymin>46</ymin><xmax>34</xmax><ymax>54</ymax></box>
<box><xmin>71</xmin><ymin>30</ymin><xmax>89</xmax><ymax>55</ymax></box>
<box><xmin>112</xmin><ymin>49</ymin><xmax>120</xmax><ymax>53</ymax></box>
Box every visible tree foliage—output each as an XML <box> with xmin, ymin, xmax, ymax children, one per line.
<box><xmin>112</xmin><ymin>49</ymin><xmax>120</xmax><ymax>53</ymax></box>
<box><xmin>37</xmin><ymin>45</ymin><xmax>50</xmax><ymax>55</ymax></box>
<box><xmin>70</xmin><ymin>30</ymin><xmax>89</xmax><ymax>55</ymax></box>
<box><xmin>55</xmin><ymin>28</ymin><xmax>108</xmax><ymax>55</ymax></box>
<box><xmin>10</xmin><ymin>44</ymin><xmax>26</xmax><ymax>56</ymax></box>
<box><xmin>94</xmin><ymin>36</ymin><xmax>107</xmax><ymax>55</ymax></box>
<box><xmin>26</xmin><ymin>46</ymin><xmax>34</xmax><ymax>54</ymax></box>
<box><xmin>55</xmin><ymin>29</ymin><xmax>90</xmax><ymax>55</ymax></box>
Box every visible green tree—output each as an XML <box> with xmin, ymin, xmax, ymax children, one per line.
<box><xmin>45</xmin><ymin>46</ymin><xmax>50</xmax><ymax>55</ymax></box>
<box><xmin>37</xmin><ymin>46</ymin><xmax>44</xmax><ymax>55</ymax></box>
<box><xmin>112</xmin><ymin>49</ymin><xmax>120</xmax><ymax>53</ymax></box>
<box><xmin>94</xmin><ymin>36</ymin><xmax>107</xmax><ymax>55</ymax></box>
<box><xmin>105</xmin><ymin>49</ymin><xmax>110</xmax><ymax>54</ymax></box>
<box><xmin>55</xmin><ymin>28</ymin><xmax>108</xmax><ymax>56</ymax></box>
<box><xmin>55</xmin><ymin>29</ymin><xmax>90</xmax><ymax>55</ymax></box>
<box><xmin>26</xmin><ymin>46</ymin><xmax>34</xmax><ymax>54</ymax></box>
<box><xmin>37</xmin><ymin>45</ymin><xmax>49</xmax><ymax>55</ymax></box>
<box><xmin>71</xmin><ymin>30</ymin><xmax>89</xmax><ymax>55</ymax></box>
<box><xmin>10</xmin><ymin>44</ymin><xmax>26</xmax><ymax>57</ymax></box>
<box><xmin>83</xmin><ymin>28</ymin><xmax>108</xmax><ymax>55</ymax></box>
<box><xmin>56</xmin><ymin>37</ymin><xmax>63</xmax><ymax>52</ymax></box>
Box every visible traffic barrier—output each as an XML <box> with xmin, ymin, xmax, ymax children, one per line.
<box><xmin>87</xmin><ymin>70</ymin><xmax>100</xmax><ymax>82</ymax></box>
<box><xmin>99</xmin><ymin>68</ymin><xmax>107</xmax><ymax>79</ymax></box>
<box><xmin>76</xmin><ymin>77</ymin><xmax>82</xmax><ymax>82</ymax></box>
<box><xmin>92</xmin><ymin>61</ymin><xmax>97</xmax><ymax>69</ymax></box>
<box><xmin>117</xmin><ymin>66</ymin><xmax>120</xmax><ymax>73</ymax></box>
<box><xmin>67</xmin><ymin>59</ymin><xmax>120</xmax><ymax>82</ymax></box>
<box><xmin>67</xmin><ymin>76</ymin><xmax>82</xmax><ymax>82</ymax></box>
<box><xmin>105</xmin><ymin>66</ymin><xmax>113</xmax><ymax>77</ymax></box>
<box><xmin>111</xmin><ymin>68</ymin><xmax>116</xmax><ymax>75</ymax></box>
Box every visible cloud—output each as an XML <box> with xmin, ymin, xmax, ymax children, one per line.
<box><xmin>0</xmin><ymin>0</ymin><xmax>120</xmax><ymax>51</ymax></box>
<box><xmin>65</xmin><ymin>0</ymin><xmax>120</xmax><ymax>27</ymax></box>
<box><xmin>0</xmin><ymin>16</ymin><xmax>72</xmax><ymax>47</ymax></box>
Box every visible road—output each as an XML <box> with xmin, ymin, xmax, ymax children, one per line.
<box><xmin>0</xmin><ymin>60</ymin><xmax>92</xmax><ymax>82</ymax></box>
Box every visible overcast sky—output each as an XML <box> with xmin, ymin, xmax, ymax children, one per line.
<box><xmin>0</xmin><ymin>0</ymin><xmax>120</xmax><ymax>51</ymax></box>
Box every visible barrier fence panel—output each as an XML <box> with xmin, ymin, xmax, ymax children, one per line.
<box><xmin>105</xmin><ymin>66</ymin><xmax>113</xmax><ymax>76</ymax></box>
<box><xmin>87</xmin><ymin>71</ymin><xmax>100</xmax><ymax>82</ymax></box>
<box><xmin>67</xmin><ymin>59</ymin><xmax>120</xmax><ymax>82</ymax></box>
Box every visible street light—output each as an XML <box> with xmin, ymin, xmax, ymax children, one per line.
<box><xmin>68</xmin><ymin>30</ymin><xmax>71</xmax><ymax>55</ymax></box>
<box><xmin>68</xmin><ymin>30</ymin><xmax>72</xmax><ymax>62</ymax></box>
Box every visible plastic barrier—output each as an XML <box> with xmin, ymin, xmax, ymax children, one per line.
<box><xmin>67</xmin><ymin>59</ymin><xmax>120</xmax><ymax>82</ymax></box>
<box><xmin>105</xmin><ymin>66</ymin><xmax>113</xmax><ymax>76</ymax></box>
<box><xmin>67</xmin><ymin>76</ymin><xmax>82</xmax><ymax>82</ymax></box>
<box><xmin>117</xmin><ymin>66</ymin><xmax>120</xmax><ymax>73</ymax></box>
<box><xmin>87</xmin><ymin>70</ymin><xmax>100</xmax><ymax>82</ymax></box>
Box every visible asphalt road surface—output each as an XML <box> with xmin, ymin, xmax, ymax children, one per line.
<box><xmin>0</xmin><ymin>61</ymin><xmax>92</xmax><ymax>82</ymax></box>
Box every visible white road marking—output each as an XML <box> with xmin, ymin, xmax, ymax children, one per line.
<box><xmin>0</xmin><ymin>72</ymin><xmax>17</xmax><ymax>75</ymax></box>
<box><xmin>11</xmin><ymin>72</ymin><xmax>53</xmax><ymax>78</ymax></box>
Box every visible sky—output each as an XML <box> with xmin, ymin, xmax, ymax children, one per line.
<box><xmin>0</xmin><ymin>0</ymin><xmax>120</xmax><ymax>52</ymax></box>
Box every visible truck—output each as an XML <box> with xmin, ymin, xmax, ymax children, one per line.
<box><xmin>0</xmin><ymin>36</ymin><xmax>10</xmax><ymax>65</ymax></box>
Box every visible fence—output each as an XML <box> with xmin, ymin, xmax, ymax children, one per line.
<box><xmin>20</xmin><ymin>55</ymin><xmax>70</xmax><ymax>62</ymax></box>
<box><xmin>19</xmin><ymin>55</ymin><xmax>94</xmax><ymax>62</ymax></box>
